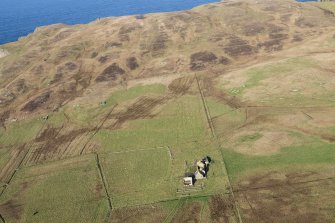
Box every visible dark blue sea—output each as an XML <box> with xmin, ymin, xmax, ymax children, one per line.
<box><xmin>0</xmin><ymin>0</ymin><xmax>219</xmax><ymax>45</ymax></box>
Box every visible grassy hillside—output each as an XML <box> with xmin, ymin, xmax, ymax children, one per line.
<box><xmin>1</xmin><ymin>0</ymin><xmax>335</xmax><ymax>222</ymax></box>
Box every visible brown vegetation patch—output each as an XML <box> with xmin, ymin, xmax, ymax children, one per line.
<box><xmin>2</xmin><ymin>60</ymin><xmax>30</xmax><ymax>77</ymax></box>
<box><xmin>63</xmin><ymin>62</ymin><xmax>78</xmax><ymax>71</ymax></box>
<box><xmin>219</xmin><ymin>56</ymin><xmax>230</xmax><ymax>65</ymax></box>
<box><xmin>280</xmin><ymin>14</ymin><xmax>291</xmax><ymax>23</ymax></box>
<box><xmin>172</xmin><ymin>202</ymin><xmax>202</xmax><ymax>223</ymax></box>
<box><xmin>111</xmin><ymin>96</ymin><xmax>169</xmax><ymax>128</ymax></box>
<box><xmin>126</xmin><ymin>57</ymin><xmax>139</xmax><ymax>70</ymax></box>
<box><xmin>0</xmin><ymin>200</ymin><xmax>23</xmax><ymax>221</ymax></box>
<box><xmin>190</xmin><ymin>51</ymin><xmax>218</xmax><ymax>71</ymax></box>
<box><xmin>150</xmin><ymin>32</ymin><xmax>169</xmax><ymax>56</ymax></box>
<box><xmin>295</xmin><ymin>17</ymin><xmax>315</xmax><ymax>28</ymax></box>
<box><xmin>91</xmin><ymin>52</ymin><xmax>98</xmax><ymax>58</ymax></box>
<box><xmin>35</xmin><ymin>125</ymin><xmax>63</xmax><ymax>142</ymax></box>
<box><xmin>209</xmin><ymin>195</ymin><xmax>237</xmax><ymax>223</ymax></box>
<box><xmin>0</xmin><ymin>110</ymin><xmax>10</xmax><ymax>129</ymax></box>
<box><xmin>110</xmin><ymin>206</ymin><xmax>167</xmax><ymax>223</ymax></box>
<box><xmin>290</xmin><ymin>126</ymin><xmax>335</xmax><ymax>142</ymax></box>
<box><xmin>292</xmin><ymin>34</ymin><xmax>303</xmax><ymax>42</ymax></box>
<box><xmin>53</xmin><ymin>44</ymin><xmax>83</xmax><ymax>63</ymax></box>
<box><xmin>269</xmin><ymin>33</ymin><xmax>288</xmax><ymax>39</ymax></box>
<box><xmin>232</xmin><ymin>131</ymin><xmax>294</xmax><ymax>155</ymax></box>
<box><xmin>267</xmin><ymin>24</ymin><xmax>285</xmax><ymax>34</ymax></box>
<box><xmin>0</xmin><ymin>181</ymin><xmax>31</xmax><ymax>221</ymax></box>
<box><xmin>243</xmin><ymin>22</ymin><xmax>266</xmax><ymax>36</ymax></box>
<box><xmin>105</xmin><ymin>42</ymin><xmax>122</xmax><ymax>48</ymax></box>
<box><xmin>31</xmin><ymin>65</ymin><xmax>44</xmax><ymax>76</ymax></box>
<box><xmin>223</xmin><ymin>37</ymin><xmax>256</xmax><ymax>57</ymax></box>
<box><xmin>51</xmin><ymin>72</ymin><xmax>63</xmax><ymax>84</ymax></box>
<box><xmin>235</xmin><ymin>171</ymin><xmax>335</xmax><ymax>223</ymax></box>
<box><xmin>53</xmin><ymin>29</ymin><xmax>74</xmax><ymax>42</ymax></box>
<box><xmin>98</xmin><ymin>55</ymin><xmax>110</xmax><ymax>64</ymax></box>
<box><xmin>168</xmin><ymin>76</ymin><xmax>194</xmax><ymax>95</ymax></box>
<box><xmin>95</xmin><ymin>63</ymin><xmax>125</xmax><ymax>82</ymax></box>
<box><xmin>257</xmin><ymin>39</ymin><xmax>283</xmax><ymax>52</ymax></box>
<box><xmin>118</xmin><ymin>24</ymin><xmax>139</xmax><ymax>42</ymax></box>
<box><xmin>29</xmin><ymin>127</ymin><xmax>89</xmax><ymax>163</ymax></box>
<box><xmin>202</xmin><ymin>77</ymin><xmax>244</xmax><ymax>108</ymax></box>
<box><xmin>21</xmin><ymin>91</ymin><xmax>51</xmax><ymax>112</ymax></box>
<box><xmin>50</xmin><ymin>62</ymin><xmax>78</xmax><ymax>84</ymax></box>
<box><xmin>7</xmin><ymin>79</ymin><xmax>27</xmax><ymax>95</ymax></box>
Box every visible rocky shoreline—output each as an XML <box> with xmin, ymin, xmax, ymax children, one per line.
<box><xmin>0</xmin><ymin>48</ymin><xmax>9</xmax><ymax>58</ymax></box>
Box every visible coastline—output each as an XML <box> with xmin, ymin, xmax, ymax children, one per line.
<box><xmin>0</xmin><ymin>0</ymin><xmax>220</xmax><ymax>45</ymax></box>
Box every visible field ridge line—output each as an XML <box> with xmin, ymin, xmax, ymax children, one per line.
<box><xmin>80</xmin><ymin>104</ymin><xmax>117</xmax><ymax>155</ymax></box>
<box><xmin>195</xmin><ymin>74</ymin><xmax>216</xmax><ymax>138</ymax></box>
<box><xmin>0</xmin><ymin>120</ymin><xmax>48</xmax><ymax>198</ymax></box>
<box><xmin>95</xmin><ymin>153</ymin><xmax>113</xmax><ymax>211</ymax></box>
<box><xmin>195</xmin><ymin>73</ymin><xmax>243</xmax><ymax>223</ymax></box>
<box><xmin>162</xmin><ymin>197</ymin><xmax>185</xmax><ymax>223</ymax></box>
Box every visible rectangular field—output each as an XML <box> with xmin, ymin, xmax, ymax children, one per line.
<box><xmin>0</xmin><ymin>155</ymin><xmax>109</xmax><ymax>223</ymax></box>
<box><xmin>96</xmin><ymin>94</ymin><xmax>230</xmax><ymax>208</ymax></box>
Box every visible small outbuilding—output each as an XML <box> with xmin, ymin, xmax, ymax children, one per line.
<box><xmin>183</xmin><ymin>172</ymin><xmax>195</xmax><ymax>186</ymax></box>
<box><xmin>183</xmin><ymin>156</ymin><xmax>211</xmax><ymax>186</ymax></box>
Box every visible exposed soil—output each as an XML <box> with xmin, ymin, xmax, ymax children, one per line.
<box><xmin>172</xmin><ymin>201</ymin><xmax>202</xmax><ymax>223</ymax></box>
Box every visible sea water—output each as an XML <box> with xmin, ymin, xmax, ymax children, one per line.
<box><xmin>0</xmin><ymin>0</ymin><xmax>219</xmax><ymax>44</ymax></box>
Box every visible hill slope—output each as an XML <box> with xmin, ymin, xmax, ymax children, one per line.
<box><xmin>0</xmin><ymin>0</ymin><xmax>335</xmax><ymax>222</ymax></box>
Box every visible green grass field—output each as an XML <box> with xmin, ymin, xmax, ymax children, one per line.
<box><xmin>222</xmin><ymin>136</ymin><xmax>335</xmax><ymax>182</ymax></box>
<box><xmin>0</xmin><ymin>155</ymin><xmax>109</xmax><ymax>223</ymax></box>
<box><xmin>0</xmin><ymin>118</ymin><xmax>45</xmax><ymax>147</ymax></box>
<box><xmin>0</xmin><ymin>73</ymin><xmax>334</xmax><ymax>221</ymax></box>
<box><xmin>96</xmin><ymin>94</ymin><xmax>230</xmax><ymax>207</ymax></box>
